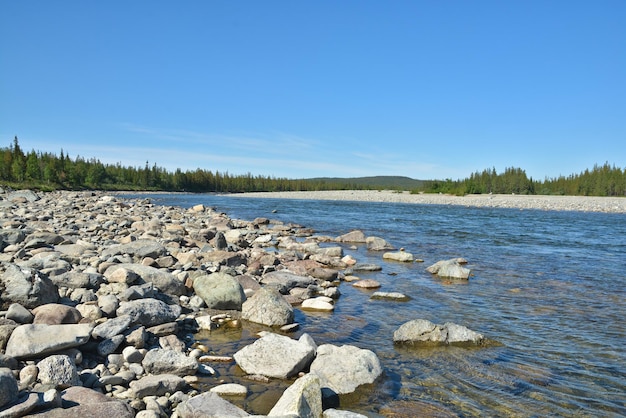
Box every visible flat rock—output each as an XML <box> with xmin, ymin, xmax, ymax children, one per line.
<box><xmin>5</xmin><ymin>323</ymin><xmax>94</xmax><ymax>359</ymax></box>
<box><xmin>352</xmin><ymin>279</ymin><xmax>381</xmax><ymax>289</ymax></box>
<box><xmin>176</xmin><ymin>391</ymin><xmax>249</xmax><ymax>418</ymax></box>
<box><xmin>301</xmin><ymin>297</ymin><xmax>335</xmax><ymax>311</ymax></box>
<box><xmin>383</xmin><ymin>251</ymin><xmax>414</xmax><ymax>262</ymax></box>
<box><xmin>142</xmin><ymin>348</ymin><xmax>198</xmax><ymax>376</ymax></box>
<box><xmin>370</xmin><ymin>291</ymin><xmax>411</xmax><ymax>301</ymax></box>
<box><xmin>209</xmin><ymin>383</ymin><xmax>247</xmax><ymax>396</ymax></box>
<box><xmin>393</xmin><ymin>319</ymin><xmax>484</xmax><ymax>345</ymax></box>
<box><xmin>233</xmin><ymin>333</ymin><xmax>316</xmax><ymax>379</ymax></box>
<box><xmin>116</xmin><ymin>298</ymin><xmax>182</xmax><ymax>327</ymax></box>
<box><xmin>130</xmin><ymin>373</ymin><xmax>187</xmax><ymax>398</ymax></box>
<box><xmin>261</xmin><ymin>271</ymin><xmax>315</xmax><ymax>292</ymax></box>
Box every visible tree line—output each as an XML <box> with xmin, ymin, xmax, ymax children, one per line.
<box><xmin>419</xmin><ymin>164</ymin><xmax>626</xmax><ymax>196</ymax></box>
<box><xmin>2</xmin><ymin>137</ymin><xmax>625</xmax><ymax>196</ymax></box>
<box><xmin>0</xmin><ymin>137</ymin><xmax>367</xmax><ymax>193</ymax></box>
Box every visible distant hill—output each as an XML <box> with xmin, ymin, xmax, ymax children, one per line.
<box><xmin>304</xmin><ymin>176</ymin><xmax>423</xmax><ymax>190</ymax></box>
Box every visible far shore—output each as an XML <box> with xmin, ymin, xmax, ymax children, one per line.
<box><xmin>226</xmin><ymin>190</ymin><xmax>626</xmax><ymax>214</ymax></box>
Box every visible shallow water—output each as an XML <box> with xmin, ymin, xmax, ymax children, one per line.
<box><xmin>122</xmin><ymin>193</ymin><xmax>626</xmax><ymax>417</ymax></box>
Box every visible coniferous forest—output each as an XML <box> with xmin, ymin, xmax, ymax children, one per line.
<box><xmin>1</xmin><ymin>137</ymin><xmax>625</xmax><ymax>196</ymax></box>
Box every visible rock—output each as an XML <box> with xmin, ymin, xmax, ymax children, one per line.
<box><xmin>37</xmin><ymin>355</ymin><xmax>80</xmax><ymax>388</ymax></box>
<box><xmin>8</xmin><ymin>189</ymin><xmax>40</xmax><ymax>202</ymax></box>
<box><xmin>366</xmin><ymin>236</ymin><xmax>395</xmax><ymax>251</ymax></box>
<box><xmin>426</xmin><ymin>258</ymin><xmax>471</xmax><ymax>280</ymax></box>
<box><xmin>309</xmin><ymin>344</ymin><xmax>382</xmax><ymax>394</ymax></box>
<box><xmin>97</xmin><ymin>294</ymin><xmax>119</xmax><ymax>316</ymax></box>
<box><xmin>5</xmin><ymin>323</ymin><xmax>94</xmax><ymax>359</ymax></box>
<box><xmin>102</xmin><ymin>240</ymin><xmax>167</xmax><ymax>259</ymax></box>
<box><xmin>193</xmin><ymin>272</ymin><xmax>246</xmax><ymax>310</ymax></box>
<box><xmin>209</xmin><ymin>383</ymin><xmax>247</xmax><ymax>396</ymax></box>
<box><xmin>392</xmin><ymin>319</ymin><xmax>484</xmax><ymax>345</ymax></box>
<box><xmin>383</xmin><ymin>250</ymin><xmax>414</xmax><ymax>262</ymax></box>
<box><xmin>19</xmin><ymin>364</ymin><xmax>38</xmax><ymax>388</ymax></box>
<box><xmin>349</xmin><ymin>263</ymin><xmax>382</xmax><ymax>272</ymax></box>
<box><xmin>24</xmin><ymin>400</ymin><xmax>135</xmax><ymax>417</ymax></box>
<box><xmin>105</xmin><ymin>263</ymin><xmax>186</xmax><ymax>296</ymax></box>
<box><xmin>91</xmin><ymin>315</ymin><xmax>132</xmax><ymax>339</ymax></box>
<box><xmin>6</xmin><ymin>302</ymin><xmax>34</xmax><ymax>323</ymax></box>
<box><xmin>323</xmin><ymin>409</ymin><xmax>369</xmax><ymax>418</ymax></box>
<box><xmin>261</xmin><ymin>270</ymin><xmax>315</xmax><ymax>292</ymax></box>
<box><xmin>130</xmin><ymin>374</ymin><xmax>187</xmax><ymax>398</ymax></box>
<box><xmin>301</xmin><ymin>297</ymin><xmax>335</xmax><ymax>311</ymax></box>
<box><xmin>122</xmin><ymin>346</ymin><xmax>144</xmax><ymax>363</ymax></box>
<box><xmin>142</xmin><ymin>348</ymin><xmax>199</xmax><ymax>376</ymax></box>
<box><xmin>241</xmin><ymin>287</ymin><xmax>294</xmax><ymax>326</ymax></box>
<box><xmin>0</xmin><ymin>264</ymin><xmax>59</xmax><ymax>309</ymax></box>
<box><xmin>233</xmin><ymin>333</ymin><xmax>316</xmax><ymax>379</ymax></box>
<box><xmin>97</xmin><ymin>334</ymin><xmax>125</xmax><ymax>356</ymax></box>
<box><xmin>176</xmin><ymin>391</ymin><xmax>249</xmax><ymax>418</ymax></box>
<box><xmin>32</xmin><ymin>303</ymin><xmax>83</xmax><ymax>325</ymax></box>
<box><xmin>0</xmin><ymin>367</ymin><xmax>19</xmax><ymax>408</ymax></box>
<box><xmin>336</xmin><ymin>230</ymin><xmax>366</xmax><ymax>243</ymax></box>
<box><xmin>268</xmin><ymin>373</ymin><xmax>322</xmax><ymax>418</ymax></box>
<box><xmin>104</xmin><ymin>266</ymin><xmax>139</xmax><ymax>284</ymax></box>
<box><xmin>116</xmin><ymin>298</ymin><xmax>182</xmax><ymax>327</ymax></box>
<box><xmin>50</xmin><ymin>272</ymin><xmax>103</xmax><ymax>290</ymax></box>
<box><xmin>0</xmin><ymin>353</ymin><xmax>18</xmax><ymax>370</ymax></box>
<box><xmin>352</xmin><ymin>279</ymin><xmax>381</xmax><ymax>289</ymax></box>
<box><xmin>370</xmin><ymin>291</ymin><xmax>411</xmax><ymax>301</ymax></box>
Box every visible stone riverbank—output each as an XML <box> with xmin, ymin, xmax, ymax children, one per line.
<box><xmin>229</xmin><ymin>190</ymin><xmax>626</xmax><ymax>213</ymax></box>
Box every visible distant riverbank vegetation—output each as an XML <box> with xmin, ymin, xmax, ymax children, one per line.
<box><xmin>1</xmin><ymin>137</ymin><xmax>625</xmax><ymax>196</ymax></box>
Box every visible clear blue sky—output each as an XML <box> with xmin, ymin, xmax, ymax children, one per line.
<box><xmin>1</xmin><ymin>1</ymin><xmax>624</xmax><ymax>180</ymax></box>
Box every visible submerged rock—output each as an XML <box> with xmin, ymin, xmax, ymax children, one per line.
<box><xmin>393</xmin><ymin>319</ymin><xmax>484</xmax><ymax>346</ymax></box>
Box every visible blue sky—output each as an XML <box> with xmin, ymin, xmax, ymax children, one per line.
<box><xmin>1</xmin><ymin>1</ymin><xmax>624</xmax><ymax>180</ymax></box>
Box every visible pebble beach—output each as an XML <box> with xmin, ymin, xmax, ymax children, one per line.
<box><xmin>232</xmin><ymin>190</ymin><xmax>626</xmax><ymax>213</ymax></box>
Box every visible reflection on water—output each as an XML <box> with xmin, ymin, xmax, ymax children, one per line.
<box><xmin>122</xmin><ymin>193</ymin><xmax>626</xmax><ymax>416</ymax></box>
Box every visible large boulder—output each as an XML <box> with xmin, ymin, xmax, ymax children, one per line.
<box><xmin>5</xmin><ymin>323</ymin><xmax>94</xmax><ymax>359</ymax></box>
<box><xmin>176</xmin><ymin>391</ymin><xmax>249</xmax><ymax>418</ymax></box>
<box><xmin>309</xmin><ymin>344</ymin><xmax>382</xmax><ymax>394</ymax></box>
<box><xmin>116</xmin><ymin>298</ymin><xmax>182</xmax><ymax>327</ymax></box>
<box><xmin>393</xmin><ymin>319</ymin><xmax>484</xmax><ymax>345</ymax></box>
<box><xmin>268</xmin><ymin>373</ymin><xmax>323</xmax><ymax>418</ymax></box>
<box><xmin>233</xmin><ymin>333</ymin><xmax>316</xmax><ymax>379</ymax></box>
<box><xmin>0</xmin><ymin>264</ymin><xmax>59</xmax><ymax>309</ymax></box>
<box><xmin>105</xmin><ymin>264</ymin><xmax>186</xmax><ymax>296</ymax></box>
<box><xmin>193</xmin><ymin>272</ymin><xmax>246</xmax><ymax>310</ymax></box>
<box><xmin>241</xmin><ymin>287</ymin><xmax>294</xmax><ymax>326</ymax></box>
<box><xmin>426</xmin><ymin>258</ymin><xmax>471</xmax><ymax>280</ymax></box>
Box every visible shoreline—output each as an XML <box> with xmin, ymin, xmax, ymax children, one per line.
<box><xmin>226</xmin><ymin>190</ymin><xmax>626</xmax><ymax>214</ymax></box>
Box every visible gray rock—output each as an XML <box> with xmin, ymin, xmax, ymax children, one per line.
<box><xmin>268</xmin><ymin>373</ymin><xmax>322</xmax><ymax>418</ymax></box>
<box><xmin>25</xmin><ymin>401</ymin><xmax>135</xmax><ymax>418</ymax></box>
<box><xmin>0</xmin><ymin>264</ymin><xmax>59</xmax><ymax>309</ymax></box>
<box><xmin>309</xmin><ymin>344</ymin><xmax>382</xmax><ymax>394</ymax></box>
<box><xmin>5</xmin><ymin>323</ymin><xmax>94</xmax><ymax>359</ymax></box>
<box><xmin>8</xmin><ymin>189</ymin><xmax>40</xmax><ymax>202</ymax></box>
<box><xmin>0</xmin><ymin>367</ymin><xmax>19</xmax><ymax>408</ymax></box>
<box><xmin>0</xmin><ymin>353</ymin><xmax>18</xmax><ymax>370</ymax></box>
<box><xmin>261</xmin><ymin>271</ymin><xmax>315</xmax><ymax>292</ymax></box>
<box><xmin>366</xmin><ymin>236</ymin><xmax>395</xmax><ymax>251</ymax></box>
<box><xmin>102</xmin><ymin>240</ymin><xmax>167</xmax><ymax>259</ymax></box>
<box><xmin>176</xmin><ymin>391</ymin><xmax>249</xmax><ymax>418</ymax></box>
<box><xmin>209</xmin><ymin>383</ymin><xmax>247</xmax><ymax>396</ymax></box>
<box><xmin>130</xmin><ymin>373</ymin><xmax>187</xmax><ymax>398</ymax></box>
<box><xmin>106</xmin><ymin>263</ymin><xmax>186</xmax><ymax>296</ymax></box>
<box><xmin>0</xmin><ymin>322</ymin><xmax>18</xmax><ymax>351</ymax></box>
<box><xmin>97</xmin><ymin>334</ymin><xmax>126</xmax><ymax>357</ymax></box>
<box><xmin>116</xmin><ymin>298</ymin><xmax>182</xmax><ymax>327</ymax></box>
<box><xmin>348</xmin><ymin>263</ymin><xmax>383</xmax><ymax>272</ymax></box>
<box><xmin>50</xmin><ymin>272</ymin><xmax>103</xmax><ymax>290</ymax></box>
<box><xmin>233</xmin><ymin>333</ymin><xmax>315</xmax><ymax>379</ymax></box>
<box><xmin>426</xmin><ymin>258</ymin><xmax>471</xmax><ymax>280</ymax></box>
<box><xmin>336</xmin><ymin>230</ymin><xmax>366</xmax><ymax>243</ymax></box>
<box><xmin>382</xmin><ymin>250</ymin><xmax>414</xmax><ymax>262</ymax></box>
<box><xmin>0</xmin><ymin>229</ymin><xmax>27</xmax><ymax>245</ymax></box>
<box><xmin>91</xmin><ymin>315</ymin><xmax>132</xmax><ymax>339</ymax></box>
<box><xmin>241</xmin><ymin>287</ymin><xmax>294</xmax><ymax>326</ymax></box>
<box><xmin>97</xmin><ymin>294</ymin><xmax>119</xmax><ymax>316</ymax></box>
<box><xmin>142</xmin><ymin>348</ymin><xmax>198</xmax><ymax>376</ymax></box>
<box><xmin>193</xmin><ymin>272</ymin><xmax>246</xmax><ymax>310</ymax></box>
<box><xmin>392</xmin><ymin>319</ymin><xmax>484</xmax><ymax>345</ymax></box>
<box><xmin>370</xmin><ymin>291</ymin><xmax>411</xmax><ymax>301</ymax></box>
<box><xmin>6</xmin><ymin>302</ymin><xmax>34</xmax><ymax>323</ymax></box>
<box><xmin>37</xmin><ymin>355</ymin><xmax>80</xmax><ymax>388</ymax></box>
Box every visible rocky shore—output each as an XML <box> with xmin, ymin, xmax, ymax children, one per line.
<box><xmin>229</xmin><ymin>190</ymin><xmax>626</xmax><ymax>213</ymax></box>
<box><xmin>0</xmin><ymin>190</ymin><xmax>485</xmax><ymax>418</ymax></box>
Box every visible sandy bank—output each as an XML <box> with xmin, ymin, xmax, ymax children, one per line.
<box><xmin>229</xmin><ymin>190</ymin><xmax>626</xmax><ymax>214</ymax></box>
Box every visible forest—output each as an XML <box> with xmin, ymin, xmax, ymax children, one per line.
<box><xmin>1</xmin><ymin>137</ymin><xmax>625</xmax><ymax>197</ymax></box>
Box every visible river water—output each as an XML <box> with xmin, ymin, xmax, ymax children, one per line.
<box><xmin>122</xmin><ymin>193</ymin><xmax>626</xmax><ymax>417</ymax></box>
